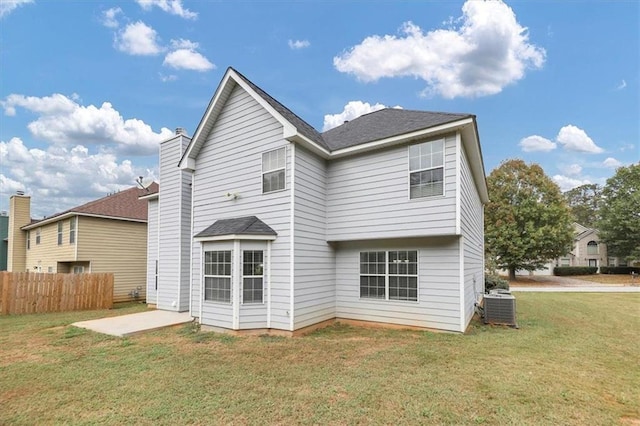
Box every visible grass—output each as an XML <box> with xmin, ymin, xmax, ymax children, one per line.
<box><xmin>1</xmin><ymin>294</ymin><xmax>639</xmax><ymax>425</ymax></box>
<box><xmin>574</xmin><ymin>274</ymin><xmax>639</xmax><ymax>285</ymax></box>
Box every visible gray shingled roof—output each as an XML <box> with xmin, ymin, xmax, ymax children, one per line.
<box><xmin>321</xmin><ymin>109</ymin><xmax>473</xmax><ymax>151</ymax></box>
<box><xmin>195</xmin><ymin>216</ymin><xmax>277</xmax><ymax>238</ymax></box>
<box><xmin>232</xmin><ymin>68</ymin><xmax>330</xmax><ymax>151</ymax></box>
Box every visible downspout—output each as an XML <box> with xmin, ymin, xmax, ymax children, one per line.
<box><xmin>289</xmin><ymin>142</ymin><xmax>296</xmax><ymax>332</ymax></box>
<box><xmin>267</xmin><ymin>240</ymin><xmax>272</xmax><ymax>329</ymax></box>
<box><xmin>188</xmin><ymin>171</ymin><xmax>195</xmax><ymax>317</ymax></box>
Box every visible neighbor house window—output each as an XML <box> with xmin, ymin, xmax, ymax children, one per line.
<box><xmin>360</xmin><ymin>251</ymin><xmax>418</xmax><ymax>302</ymax></box>
<box><xmin>36</xmin><ymin>228</ymin><xmax>41</xmax><ymax>245</ymax></box>
<box><xmin>619</xmin><ymin>259</ymin><xmax>628</xmax><ymax>267</ymax></box>
<box><xmin>204</xmin><ymin>251</ymin><xmax>232</xmax><ymax>303</ymax></box>
<box><xmin>26</xmin><ymin>231</ymin><xmax>30</xmax><ymax>250</ymax></box>
<box><xmin>560</xmin><ymin>258</ymin><xmax>570</xmax><ymax>266</ymax></box>
<box><xmin>262</xmin><ymin>147</ymin><xmax>285</xmax><ymax>193</ymax></box>
<box><xmin>57</xmin><ymin>222</ymin><xmax>63</xmax><ymax>245</ymax></box>
<box><xmin>73</xmin><ymin>266</ymin><xmax>84</xmax><ymax>274</ymax></box>
<box><xmin>69</xmin><ymin>217</ymin><xmax>76</xmax><ymax>244</ymax></box>
<box><xmin>608</xmin><ymin>257</ymin><xmax>616</xmax><ymax>266</ymax></box>
<box><xmin>48</xmin><ymin>267</ymin><xmax>53</xmax><ymax>273</ymax></box>
<box><xmin>587</xmin><ymin>241</ymin><xmax>598</xmax><ymax>255</ymax></box>
<box><xmin>242</xmin><ymin>251</ymin><xmax>264</xmax><ymax>304</ymax></box>
<box><xmin>409</xmin><ymin>139</ymin><xmax>444</xmax><ymax>199</ymax></box>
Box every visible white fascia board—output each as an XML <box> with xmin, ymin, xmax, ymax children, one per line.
<box><xmin>330</xmin><ymin>118</ymin><xmax>474</xmax><ymax>159</ymax></box>
<box><xmin>193</xmin><ymin>234</ymin><xmax>277</xmax><ymax>243</ymax></box>
<box><xmin>138</xmin><ymin>193</ymin><xmax>159</xmax><ymax>201</ymax></box>
<box><xmin>286</xmin><ymin>133</ymin><xmax>331</xmax><ymax>159</ymax></box>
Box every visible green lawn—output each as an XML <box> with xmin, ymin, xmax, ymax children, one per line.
<box><xmin>1</xmin><ymin>294</ymin><xmax>638</xmax><ymax>425</ymax></box>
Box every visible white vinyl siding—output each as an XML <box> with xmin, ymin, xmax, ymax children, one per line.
<box><xmin>459</xmin><ymin>139</ymin><xmax>485</xmax><ymax>330</ymax></box>
<box><xmin>293</xmin><ymin>146</ymin><xmax>335</xmax><ymax>329</ymax></box>
<box><xmin>190</xmin><ymin>83</ymin><xmax>290</xmax><ymax>330</ymax></box>
<box><xmin>327</xmin><ymin>134</ymin><xmax>457</xmax><ymax>241</ymax></box>
<box><xmin>336</xmin><ymin>237</ymin><xmax>462</xmax><ymax>332</ymax></box>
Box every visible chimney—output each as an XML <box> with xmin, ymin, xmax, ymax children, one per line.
<box><xmin>7</xmin><ymin>192</ymin><xmax>31</xmax><ymax>272</ymax></box>
<box><xmin>175</xmin><ymin>127</ymin><xmax>186</xmax><ymax>135</ymax></box>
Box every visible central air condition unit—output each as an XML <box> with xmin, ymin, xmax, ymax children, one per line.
<box><xmin>483</xmin><ymin>293</ymin><xmax>517</xmax><ymax>327</ymax></box>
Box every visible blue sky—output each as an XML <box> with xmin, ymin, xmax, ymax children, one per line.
<box><xmin>1</xmin><ymin>0</ymin><xmax>638</xmax><ymax>217</ymax></box>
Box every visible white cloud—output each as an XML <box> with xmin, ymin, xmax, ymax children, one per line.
<box><xmin>101</xmin><ymin>7</ymin><xmax>122</xmax><ymax>28</ymax></box>
<box><xmin>602</xmin><ymin>157</ymin><xmax>622</xmax><ymax>168</ymax></box>
<box><xmin>0</xmin><ymin>0</ymin><xmax>33</xmax><ymax>19</ymax></box>
<box><xmin>136</xmin><ymin>0</ymin><xmax>197</xmax><ymax>20</ymax></box>
<box><xmin>616</xmin><ymin>79</ymin><xmax>627</xmax><ymax>90</ymax></box>
<box><xmin>552</xmin><ymin>175</ymin><xmax>592</xmax><ymax>192</ymax></box>
<box><xmin>2</xmin><ymin>93</ymin><xmax>173</xmax><ymax>155</ymax></box>
<box><xmin>519</xmin><ymin>135</ymin><xmax>556</xmax><ymax>152</ymax></box>
<box><xmin>160</xmin><ymin>73</ymin><xmax>178</xmax><ymax>82</ymax></box>
<box><xmin>115</xmin><ymin>21</ymin><xmax>163</xmax><ymax>56</ymax></box>
<box><xmin>0</xmin><ymin>138</ymin><xmax>157</xmax><ymax>218</ymax></box>
<box><xmin>288</xmin><ymin>39</ymin><xmax>310</xmax><ymax>50</ymax></box>
<box><xmin>163</xmin><ymin>40</ymin><xmax>215</xmax><ymax>71</ymax></box>
<box><xmin>562</xmin><ymin>164</ymin><xmax>582</xmax><ymax>176</ymax></box>
<box><xmin>333</xmin><ymin>1</ymin><xmax>545</xmax><ymax>99</ymax></box>
<box><xmin>556</xmin><ymin>125</ymin><xmax>603</xmax><ymax>153</ymax></box>
<box><xmin>323</xmin><ymin>101</ymin><xmax>402</xmax><ymax>131</ymax></box>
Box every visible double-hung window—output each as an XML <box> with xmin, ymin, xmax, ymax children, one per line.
<box><xmin>36</xmin><ymin>228</ymin><xmax>41</xmax><ymax>245</ymax></box>
<box><xmin>242</xmin><ymin>251</ymin><xmax>264</xmax><ymax>304</ymax></box>
<box><xmin>204</xmin><ymin>251</ymin><xmax>232</xmax><ymax>303</ymax></box>
<box><xmin>360</xmin><ymin>251</ymin><xmax>418</xmax><ymax>301</ymax></box>
<box><xmin>262</xmin><ymin>148</ymin><xmax>285</xmax><ymax>193</ymax></box>
<box><xmin>69</xmin><ymin>217</ymin><xmax>76</xmax><ymax>244</ymax></box>
<box><xmin>409</xmin><ymin>139</ymin><xmax>444</xmax><ymax>198</ymax></box>
<box><xmin>26</xmin><ymin>231</ymin><xmax>30</xmax><ymax>250</ymax></box>
<box><xmin>57</xmin><ymin>222</ymin><xmax>63</xmax><ymax>245</ymax></box>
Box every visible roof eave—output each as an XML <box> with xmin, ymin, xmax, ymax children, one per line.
<box><xmin>22</xmin><ymin>212</ymin><xmax>147</xmax><ymax>230</ymax></box>
<box><xmin>194</xmin><ymin>233</ymin><xmax>277</xmax><ymax>242</ymax></box>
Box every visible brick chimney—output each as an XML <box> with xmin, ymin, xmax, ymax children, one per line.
<box><xmin>7</xmin><ymin>192</ymin><xmax>31</xmax><ymax>272</ymax></box>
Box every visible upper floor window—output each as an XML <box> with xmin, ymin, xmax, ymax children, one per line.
<box><xmin>587</xmin><ymin>241</ymin><xmax>598</xmax><ymax>255</ymax></box>
<box><xmin>204</xmin><ymin>250</ymin><xmax>232</xmax><ymax>303</ymax></box>
<box><xmin>57</xmin><ymin>222</ymin><xmax>63</xmax><ymax>245</ymax></box>
<box><xmin>36</xmin><ymin>228</ymin><xmax>41</xmax><ymax>245</ymax></box>
<box><xmin>262</xmin><ymin>147</ymin><xmax>285</xmax><ymax>193</ymax></box>
<box><xmin>26</xmin><ymin>231</ymin><xmax>30</xmax><ymax>250</ymax></box>
<box><xmin>69</xmin><ymin>217</ymin><xmax>76</xmax><ymax>244</ymax></box>
<box><xmin>409</xmin><ymin>139</ymin><xmax>444</xmax><ymax>199</ymax></box>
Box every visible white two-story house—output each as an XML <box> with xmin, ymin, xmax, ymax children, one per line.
<box><xmin>145</xmin><ymin>67</ymin><xmax>489</xmax><ymax>334</ymax></box>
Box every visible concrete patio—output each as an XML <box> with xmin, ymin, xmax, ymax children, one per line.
<box><xmin>72</xmin><ymin>310</ymin><xmax>193</xmax><ymax>337</ymax></box>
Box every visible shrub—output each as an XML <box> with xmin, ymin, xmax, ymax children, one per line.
<box><xmin>485</xmin><ymin>274</ymin><xmax>509</xmax><ymax>292</ymax></box>
<box><xmin>600</xmin><ymin>266</ymin><xmax>640</xmax><ymax>275</ymax></box>
<box><xmin>553</xmin><ymin>266</ymin><xmax>598</xmax><ymax>276</ymax></box>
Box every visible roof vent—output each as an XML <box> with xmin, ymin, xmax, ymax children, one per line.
<box><xmin>175</xmin><ymin>127</ymin><xmax>186</xmax><ymax>135</ymax></box>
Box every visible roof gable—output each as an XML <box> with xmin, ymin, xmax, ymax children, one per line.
<box><xmin>23</xmin><ymin>183</ymin><xmax>157</xmax><ymax>230</ymax></box>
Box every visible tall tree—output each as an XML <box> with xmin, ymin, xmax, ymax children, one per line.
<box><xmin>485</xmin><ymin>159</ymin><xmax>574</xmax><ymax>280</ymax></box>
<box><xmin>596</xmin><ymin>163</ymin><xmax>640</xmax><ymax>261</ymax></box>
<box><xmin>564</xmin><ymin>183</ymin><xmax>602</xmax><ymax>227</ymax></box>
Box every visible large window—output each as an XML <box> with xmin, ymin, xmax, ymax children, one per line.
<box><xmin>360</xmin><ymin>251</ymin><xmax>418</xmax><ymax>302</ymax></box>
<box><xmin>57</xmin><ymin>222</ymin><xmax>63</xmax><ymax>245</ymax></box>
<box><xmin>204</xmin><ymin>251</ymin><xmax>232</xmax><ymax>303</ymax></box>
<box><xmin>69</xmin><ymin>217</ymin><xmax>76</xmax><ymax>244</ymax></box>
<box><xmin>409</xmin><ymin>139</ymin><xmax>444</xmax><ymax>199</ymax></box>
<box><xmin>262</xmin><ymin>148</ymin><xmax>285</xmax><ymax>193</ymax></box>
<box><xmin>242</xmin><ymin>251</ymin><xmax>264</xmax><ymax>304</ymax></box>
<box><xmin>587</xmin><ymin>241</ymin><xmax>598</xmax><ymax>255</ymax></box>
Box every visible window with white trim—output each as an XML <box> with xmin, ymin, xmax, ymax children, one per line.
<box><xmin>560</xmin><ymin>258</ymin><xmax>570</xmax><ymax>266</ymax></box>
<box><xmin>73</xmin><ymin>265</ymin><xmax>84</xmax><ymax>274</ymax></box>
<box><xmin>409</xmin><ymin>139</ymin><xmax>444</xmax><ymax>198</ymax></box>
<box><xmin>204</xmin><ymin>250</ymin><xmax>232</xmax><ymax>303</ymax></box>
<box><xmin>242</xmin><ymin>250</ymin><xmax>264</xmax><ymax>304</ymax></box>
<box><xmin>69</xmin><ymin>217</ymin><xmax>76</xmax><ymax>244</ymax></box>
<box><xmin>57</xmin><ymin>222</ymin><xmax>63</xmax><ymax>245</ymax></box>
<box><xmin>26</xmin><ymin>231</ymin><xmax>30</xmax><ymax>250</ymax></box>
<box><xmin>36</xmin><ymin>228</ymin><xmax>41</xmax><ymax>245</ymax></box>
<box><xmin>262</xmin><ymin>147</ymin><xmax>285</xmax><ymax>193</ymax></box>
<box><xmin>587</xmin><ymin>241</ymin><xmax>598</xmax><ymax>255</ymax></box>
<box><xmin>360</xmin><ymin>250</ymin><xmax>418</xmax><ymax>301</ymax></box>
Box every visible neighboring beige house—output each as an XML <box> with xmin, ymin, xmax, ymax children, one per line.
<box><xmin>556</xmin><ymin>223</ymin><xmax>628</xmax><ymax>269</ymax></box>
<box><xmin>7</xmin><ymin>184</ymin><xmax>157</xmax><ymax>302</ymax></box>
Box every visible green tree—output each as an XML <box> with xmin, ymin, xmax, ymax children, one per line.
<box><xmin>564</xmin><ymin>183</ymin><xmax>602</xmax><ymax>227</ymax></box>
<box><xmin>485</xmin><ymin>159</ymin><xmax>575</xmax><ymax>281</ymax></box>
<box><xmin>596</xmin><ymin>163</ymin><xmax>640</xmax><ymax>261</ymax></box>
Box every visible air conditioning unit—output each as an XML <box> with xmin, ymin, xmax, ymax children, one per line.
<box><xmin>483</xmin><ymin>293</ymin><xmax>517</xmax><ymax>327</ymax></box>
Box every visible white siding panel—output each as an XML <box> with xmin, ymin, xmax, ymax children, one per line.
<box><xmin>190</xmin><ymin>84</ymin><xmax>291</xmax><ymax>330</ymax></box>
<box><xmin>293</xmin><ymin>146</ymin><xmax>336</xmax><ymax>330</ymax></box>
<box><xmin>327</xmin><ymin>134</ymin><xmax>458</xmax><ymax>241</ymax></box>
<box><xmin>460</xmin><ymin>141</ymin><xmax>485</xmax><ymax>328</ymax></box>
<box><xmin>335</xmin><ymin>237</ymin><xmax>462</xmax><ymax>332</ymax></box>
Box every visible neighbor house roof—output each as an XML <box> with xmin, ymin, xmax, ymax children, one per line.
<box><xmin>194</xmin><ymin>216</ymin><xmax>277</xmax><ymax>240</ymax></box>
<box><xmin>22</xmin><ymin>183</ymin><xmax>158</xmax><ymax>230</ymax></box>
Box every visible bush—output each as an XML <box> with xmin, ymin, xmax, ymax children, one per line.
<box><xmin>600</xmin><ymin>266</ymin><xmax>640</xmax><ymax>275</ymax></box>
<box><xmin>485</xmin><ymin>274</ymin><xmax>509</xmax><ymax>292</ymax></box>
<box><xmin>553</xmin><ymin>266</ymin><xmax>598</xmax><ymax>276</ymax></box>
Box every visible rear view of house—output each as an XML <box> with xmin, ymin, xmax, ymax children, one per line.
<box><xmin>147</xmin><ymin>67</ymin><xmax>488</xmax><ymax>334</ymax></box>
<box><xmin>7</xmin><ymin>185</ymin><xmax>156</xmax><ymax>302</ymax></box>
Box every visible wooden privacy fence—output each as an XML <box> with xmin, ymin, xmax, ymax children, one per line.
<box><xmin>0</xmin><ymin>272</ymin><xmax>113</xmax><ymax>315</ymax></box>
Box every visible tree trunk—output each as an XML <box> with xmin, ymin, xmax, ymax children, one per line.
<box><xmin>508</xmin><ymin>267</ymin><xmax>516</xmax><ymax>282</ymax></box>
